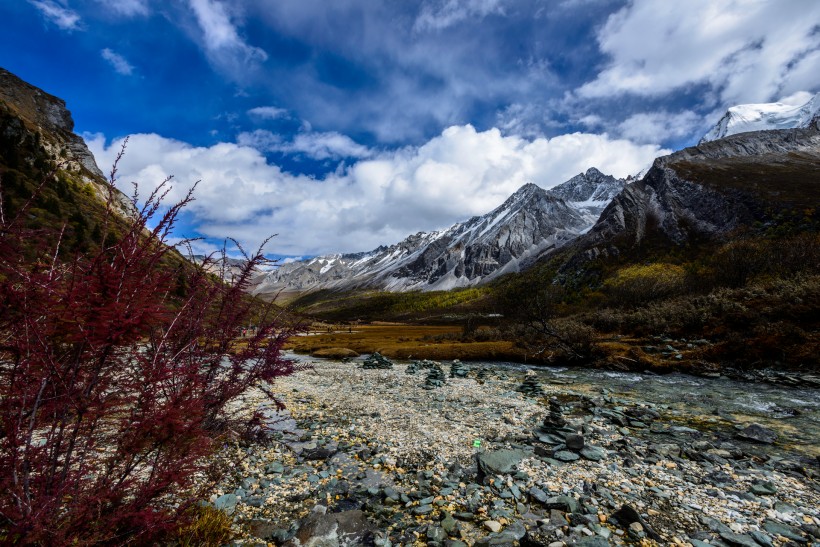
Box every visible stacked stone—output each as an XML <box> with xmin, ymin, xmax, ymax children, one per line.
<box><xmin>515</xmin><ymin>372</ymin><xmax>545</xmax><ymax>398</ymax></box>
<box><xmin>362</xmin><ymin>352</ymin><xmax>393</xmax><ymax>370</ymax></box>
<box><xmin>475</xmin><ymin>368</ymin><xmax>491</xmax><ymax>383</ymax></box>
<box><xmin>543</xmin><ymin>398</ymin><xmax>568</xmax><ymax>430</ymax></box>
<box><xmin>423</xmin><ymin>364</ymin><xmax>447</xmax><ymax>389</ymax></box>
<box><xmin>449</xmin><ymin>360</ymin><xmax>469</xmax><ymax>378</ymax></box>
<box><xmin>405</xmin><ymin>362</ymin><xmax>421</xmax><ymax>374</ymax></box>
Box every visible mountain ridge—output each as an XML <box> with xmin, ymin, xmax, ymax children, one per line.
<box><xmin>252</xmin><ymin>169</ymin><xmax>626</xmax><ymax>298</ymax></box>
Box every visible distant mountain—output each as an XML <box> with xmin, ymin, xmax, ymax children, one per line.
<box><xmin>252</xmin><ymin>169</ymin><xmax>626</xmax><ymax>298</ymax></box>
<box><xmin>700</xmin><ymin>93</ymin><xmax>820</xmax><ymax>143</ymax></box>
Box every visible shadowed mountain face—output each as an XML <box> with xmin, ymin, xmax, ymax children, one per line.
<box><xmin>253</xmin><ymin>170</ymin><xmax>626</xmax><ymax>298</ymax></box>
<box><xmin>562</xmin><ymin>126</ymin><xmax>820</xmax><ymax>266</ymax></box>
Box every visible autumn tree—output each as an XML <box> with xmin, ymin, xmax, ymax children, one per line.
<box><xmin>0</xmin><ymin>149</ymin><xmax>299</xmax><ymax>544</ymax></box>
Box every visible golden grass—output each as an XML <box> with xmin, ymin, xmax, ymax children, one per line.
<box><xmin>285</xmin><ymin>324</ymin><xmax>524</xmax><ymax>362</ymax></box>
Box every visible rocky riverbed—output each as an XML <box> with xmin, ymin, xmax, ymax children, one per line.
<box><xmin>206</xmin><ymin>356</ymin><xmax>820</xmax><ymax>546</ymax></box>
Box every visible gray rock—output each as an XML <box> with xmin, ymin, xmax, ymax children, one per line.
<box><xmin>750</xmin><ymin>482</ymin><xmax>776</xmax><ymax>496</ymax></box>
<box><xmin>762</xmin><ymin>520</ymin><xmax>807</xmax><ymax>543</ymax></box>
<box><xmin>553</xmin><ymin>450</ymin><xmax>580</xmax><ymax>462</ymax></box>
<box><xmin>284</xmin><ymin>509</ymin><xmax>376</xmax><ymax>547</ymax></box>
<box><xmin>737</xmin><ymin>424</ymin><xmax>778</xmax><ymax>444</ymax></box>
<box><xmin>477</xmin><ymin>449</ymin><xmax>528</xmax><ymax>480</ymax></box>
<box><xmin>749</xmin><ymin>531</ymin><xmax>774</xmax><ymax>547</ymax></box>
<box><xmin>544</xmin><ymin>495</ymin><xmax>579</xmax><ymax>514</ymax></box>
<box><xmin>529</xmin><ymin>487</ymin><xmax>548</xmax><ymax>504</ymax></box>
<box><xmin>579</xmin><ymin>446</ymin><xmax>606</xmax><ymax>461</ymax></box>
<box><xmin>565</xmin><ymin>434</ymin><xmax>585</xmax><ymax>452</ymax></box>
<box><xmin>720</xmin><ymin>531</ymin><xmax>760</xmax><ymax>547</ymax></box>
<box><xmin>214</xmin><ymin>493</ymin><xmax>237</xmax><ymax>515</ymax></box>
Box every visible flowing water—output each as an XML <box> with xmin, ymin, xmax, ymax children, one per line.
<box><xmin>287</xmin><ymin>352</ymin><xmax>820</xmax><ymax>459</ymax></box>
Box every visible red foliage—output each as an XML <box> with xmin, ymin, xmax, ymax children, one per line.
<box><xmin>0</xmin><ymin>148</ymin><xmax>300</xmax><ymax>544</ymax></box>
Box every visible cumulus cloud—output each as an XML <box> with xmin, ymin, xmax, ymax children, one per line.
<box><xmin>29</xmin><ymin>0</ymin><xmax>82</xmax><ymax>30</ymax></box>
<box><xmin>414</xmin><ymin>0</ymin><xmax>505</xmax><ymax>32</ymax></box>
<box><xmin>238</xmin><ymin>129</ymin><xmax>372</xmax><ymax>160</ymax></box>
<box><xmin>87</xmin><ymin>125</ymin><xmax>665</xmax><ymax>256</ymax></box>
<box><xmin>188</xmin><ymin>0</ymin><xmax>267</xmax><ymax>73</ymax></box>
<box><xmin>617</xmin><ymin>110</ymin><xmax>704</xmax><ymax>144</ymax></box>
<box><xmin>101</xmin><ymin>48</ymin><xmax>135</xmax><ymax>75</ymax></box>
<box><xmin>247</xmin><ymin>106</ymin><xmax>288</xmax><ymax>120</ymax></box>
<box><xmin>578</xmin><ymin>0</ymin><xmax>820</xmax><ymax>106</ymax></box>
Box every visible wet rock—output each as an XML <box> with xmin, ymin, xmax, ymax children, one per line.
<box><xmin>736</xmin><ymin>423</ymin><xmax>778</xmax><ymax>444</ymax></box>
<box><xmin>303</xmin><ymin>447</ymin><xmax>336</xmax><ymax>460</ymax></box>
<box><xmin>749</xmin><ymin>531</ymin><xmax>774</xmax><ymax>547</ymax></box>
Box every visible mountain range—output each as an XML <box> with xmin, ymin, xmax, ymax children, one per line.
<box><xmin>251</xmin><ymin>168</ymin><xmax>626</xmax><ymax>298</ymax></box>
<box><xmin>255</xmin><ymin>94</ymin><xmax>820</xmax><ymax>300</ymax></box>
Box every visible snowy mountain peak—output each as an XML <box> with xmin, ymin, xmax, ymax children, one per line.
<box><xmin>252</xmin><ymin>169</ymin><xmax>627</xmax><ymax>297</ymax></box>
<box><xmin>700</xmin><ymin>92</ymin><xmax>820</xmax><ymax>143</ymax></box>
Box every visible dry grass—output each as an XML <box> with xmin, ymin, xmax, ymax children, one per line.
<box><xmin>285</xmin><ymin>324</ymin><xmax>524</xmax><ymax>361</ymax></box>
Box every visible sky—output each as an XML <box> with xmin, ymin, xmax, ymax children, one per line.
<box><xmin>1</xmin><ymin>0</ymin><xmax>818</xmax><ymax>259</ymax></box>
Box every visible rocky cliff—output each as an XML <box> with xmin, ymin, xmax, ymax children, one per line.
<box><xmin>563</xmin><ymin>126</ymin><xmax>820</xmax><ymax>265</ymax></box>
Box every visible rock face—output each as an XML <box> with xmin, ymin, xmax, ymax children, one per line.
<box><xmin>253</xmin><ymin>170</ymin><xmax>626</xmax><ymax>297</ymax></box>
<box><xmin>564</xmin><ymin>125</ymin><xmax>820</xmax><ymax>265</ymax></box>
<box><xmin>0</xmin><ymin>68</ymin><xmax>133</xmax><ymax>217</ymax></box>
<box><xmin>701</xmin><ymin>92</ymin><xmax>820</xmax><ymax>143</ymax></box>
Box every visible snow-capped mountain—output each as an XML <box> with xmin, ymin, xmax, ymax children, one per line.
<box><xmin>700</xmin><ymin>93</ymin><xmax>820</xmax><ymax>143</ymax></box>
<box><xmin>252</xmin><ymin>169</ymin><xmax>625</xmax><ymax>297</ymax></box>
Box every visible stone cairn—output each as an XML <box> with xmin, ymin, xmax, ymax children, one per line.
<box><xmin>406</xmin><ymin>359</ymin><xmax>439</xmax><ymax>375</ymax></box>
<box><xmin>423</xmin><ymin>363</ymin><xmax>447</xmax><ymax>389</ymax></box>
<box><xmin>474</xmin><ymin>367</ymin><xmax>492</xmax><ymax>383</ymax></box>
<box><xmin>362</xmin><ymin>352</ymin><xmax>393</xmax><ymax>370</ymax></box>
<box><xmin>515</xmin><ymin>372</ymin><xmax>545</xmax><ymax>398</ymax></box>
<box><xmin>449</xmin><ymin>360</ymin><xmax>470</xmax><ymax>378</ymax></box>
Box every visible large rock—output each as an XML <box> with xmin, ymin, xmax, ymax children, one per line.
<box><xmin>476</xmin><ymin>449</ymin><xmax>528</xmax><ymax>481</ymax></box>
<box><xmin>283</xmin><ymin>509</ymin><xmax>376</xmax><ymax>547</ymax></box>
<box><xmin>736</xmin><ymin>423</ymin><xmax>778</xmax><ymax>444</ymax></box>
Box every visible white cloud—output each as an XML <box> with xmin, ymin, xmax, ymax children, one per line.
<box><xmin>238</xmin><ymin>129</ymin><xmax>373</xmax><ymax>160</ymax></box>
<box><xmin>579</xmin><ymin>0</ymin><xmax>820</xmax><ymax>106</ymax></box>
<box><xmin>617</xmin><ymin>111</ymin><xmax>704</xmax><ymax>144</ymax></box>
<box><xmin>414</xmin><ymin>0</ymin><xmax>505</xmax><ymax>32</ymax></box>
<box><xmin>87</xmin><ymin>125</ymin><xmax>665</xmax><ymax>257</ymax></box>
<box><xmin>101</xmin><ymin>48</ymin><xmax>135</xmax><ymax>75</ymax></box>
<box><xmin>29</xmin><ymin>0</ymin><xmax>81</xmax><ymax>30</ymax></box>
<box><xmin>247</xmin><ymin>106</ymin><xmax>288</xmax><ymax>120</ymax></box>
<box><xmin>95</xmin><ymin>0</ymin><xmax>149</xmax><ymax>16</ymax></box>
<box><xmin>188</xmin><ymin>0</ymin><xmax>267</xmax><ymax>71</ymax></box>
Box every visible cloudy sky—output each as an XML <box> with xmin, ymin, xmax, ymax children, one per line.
<box><xmin>2</xmin><ymin>0</ymin><xmax>818</xmax><ymax>258</ymax></box>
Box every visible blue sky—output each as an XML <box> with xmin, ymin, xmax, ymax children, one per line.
<box><xmin>1</xmin><ymin>0</ymin><xmax>818</xmax><ymax>257</ymax></box>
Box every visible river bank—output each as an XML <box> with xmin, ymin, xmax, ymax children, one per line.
<box><xmin>208</xmin><ymin>355</ymin><xmax>820</xmax><ymax>546</ymax></box>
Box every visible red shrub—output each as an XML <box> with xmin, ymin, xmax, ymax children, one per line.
<box><xmin>0</xmin><ymin>149</ymin><xmax>299</xmax><ymax>544</ymax></box>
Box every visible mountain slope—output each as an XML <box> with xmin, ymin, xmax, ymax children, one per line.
<box><xmin>560</xmin><ymin>125</ymin><xmax>820</xmax><ymax>267</ymax></box>
<box><xmin>254</xmin><ymin>171</ymin><xmax>625</xmax><ymax>298</ymax></box>
<box><xmin>700</xmin><ymin>93</ymin><xmax>820</xmax><ymax>143</ymax></box>
<box><xmin>0</xmin><ymin>67</ymin><xmax>136</xmax><ymax>256</ymax></box>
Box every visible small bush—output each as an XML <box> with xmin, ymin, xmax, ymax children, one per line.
<box><xmin>0</xmin><ymin>150</ymin><xmax>299</xmax><ymax>544</ymax></box>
